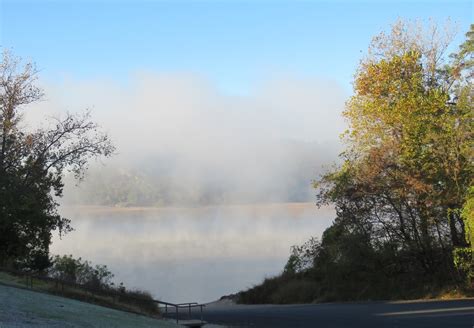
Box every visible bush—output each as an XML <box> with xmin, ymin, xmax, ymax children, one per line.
<box><xmin>47</xmin><ymin>255</ymin><xmax>159</xmax><ymax>315</ymax></box>
<box><xmin>118</xmin><ymin>289</ymin><xmax>159</xmax><ymax>315</ymax></box>
<box><xmin>271</xmin><ymin>279</ymin><xmax>319</xmax><ymax>304</ymax></box>
<box><xmin>283</xmin><ymin>237</ymin><xmax>320</xmax><ymax>275</ymax></box>
<box><xmin>49</xmin><ymin>255</ymin><xmax>114</xmax><ymax>289</ymax></box>
<box><xmin>238</xmin><ymin>273</ymin><xmax>320</xmax><ymax>304</ymax></box>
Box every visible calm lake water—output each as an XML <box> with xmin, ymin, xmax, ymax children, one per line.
<box><xmin>51</xmin><ymin>203</ymin><xmax>334</xmax><ymax>304</ymax></box>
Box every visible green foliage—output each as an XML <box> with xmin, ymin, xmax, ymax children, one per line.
<box><xmin>238</xmin><ymin>273</ymin><xmax>320</xmax><ymax>304</ymax></box>
<box><xmin>324</xmin><ymin>20</ymin><xmax>473</xmax><ymax>285</ymax></box>
<box><xmin>240</xmin><ymin>21</ymin><xmax>474</xmax><ymax>304</ymax></box>
<box><xmin>47</xmin><ymin>255</ymin><xmax>158</xmax><ymax>314</ymax></box>
<box><xmin>453</xmin><ymin>247</ymin><xmax>473</xmax><ymax>284</ymax></box>
<box><xmin>462</xmin><ymin>187</ymin><xmax>474</xmax><ymax>246</ymax></box>
<box><xmin>49</xmin><ymin>255</ymin><xmax>115</xmax><ymax>290</ymax></box>
<box><xmin>283</xmin><ymin>237</ymin><xmax>320</xmax><ymax>274</ymax></box>
<box><xmin>0</xmin><ymin>256</ymin><xmax>159</xmax><ymax>316</ymax></box>
<box><xmin>451</xmin><ymin>24</ymin><xmax>474</xmax><ymax>74</ymax></box>
<box><xmin>116</xmin><ymin>289</ymin><xmax>159</xmax><ymax>315</ymax></box>
<box><xmin>455</xmin><ymin>187</ymin><xmax>474</xmax><ymax>285</ymax></box>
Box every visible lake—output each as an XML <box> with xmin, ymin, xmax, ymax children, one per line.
<box><xmin>51</xmin><ymin>203</ymin><xmax>334</xmax><ymax>304</ymax></box>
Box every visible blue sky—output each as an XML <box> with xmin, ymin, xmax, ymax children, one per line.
<box><xmin>1</xmin><ymin>0</ymin><xmax>472</xmax><ymax>95</ymax></box>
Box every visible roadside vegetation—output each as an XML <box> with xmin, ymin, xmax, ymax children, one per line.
<box><xmin>239</xmin><ymin>21</ymin><xmax>473</xmax><ymax>304</ymax></box>
<box><xmin>0</xmin><ymin>255</ymin><xmax>159</xmax><ymax>316</ymax></box>
<box><xmin>0</xmin><ymin>284</ymin><xmax>173</xmax><ymax>327</ymax></box>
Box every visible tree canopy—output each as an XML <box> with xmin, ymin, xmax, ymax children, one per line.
<box><xmin>317</xmin><ymin>20</ymin><xmax>473</xmax><ymax>287</ymax></box>
<box><xmin>239</xmin><ymin>21</ymin><xmax>473</xmax><ymax>304</ymax></box>
<box><xmin>0</xmin><ymin>50</ymin><xmax>114</xmax><ymax>270</ymax></box>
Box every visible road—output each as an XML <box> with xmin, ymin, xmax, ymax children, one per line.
<box><xmin>198</xmin><ymin>299</ymin><xmax>474</xmax><ymax>327</ymax></box>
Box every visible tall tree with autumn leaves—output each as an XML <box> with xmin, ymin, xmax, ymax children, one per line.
<box><xmin>317</xmin><ymin>21</ymin><xmax>473</xmax><ymax>284</ymax></box>
<box><xmin>239</xmin><ymin>22</ymin><xmax>473</xmax><ymax>304</ymax></box>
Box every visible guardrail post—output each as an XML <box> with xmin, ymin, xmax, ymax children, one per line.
<box><xmin>188</xmin><ymin>303</ymin><xmax>191</xmax><ymax>317</ymax></box>
<box><xmin>176</xmin><ymin>305</ymin><xmax>179</xmax><ymax>324</ymax></box>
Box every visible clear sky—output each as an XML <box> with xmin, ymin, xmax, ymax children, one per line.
<box><xmin>1</xmin><ymin>0</ymin><xmax>472</xmax><ymax>95</ymax></box>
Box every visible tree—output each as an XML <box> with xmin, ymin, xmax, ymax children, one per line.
<box><xmin>238</xmin><ymin>22</ymin><xmax>473</xmax><ymax>304</ymax></box>
<box><xmin>317</xmin><ymin>21</ymin><xmax>473</xmax><ymax>284</ymax></box>
<box><xmin>0</xmin><ymin>50</ymin><xmax>114</xmax><ymax>270</ymax></box>
<box><xmin>49</xmin><ymin>254</ymin><xmax>115</xmax><ymax>289</ymax></box>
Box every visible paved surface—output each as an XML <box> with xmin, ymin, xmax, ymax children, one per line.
<box><xmin>199</xmin><ymin>299</ymin><xmax>474</xmax><ymax>327</ymax></box>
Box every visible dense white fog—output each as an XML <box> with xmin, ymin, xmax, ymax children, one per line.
<box><xmin>25</xmin><ymin>73</ymin><xmax>347</xmax><ymax>205</ymax></box>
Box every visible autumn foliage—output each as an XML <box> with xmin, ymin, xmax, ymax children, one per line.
<box><xmin>240</xmin><ymin>21</ymin><xmax>473</xmax><ymax>303</ymax></box>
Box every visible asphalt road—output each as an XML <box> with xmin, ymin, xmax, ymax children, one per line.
<box><xmin>199</xmin><ymin>299</ymin><xmax>474</xmax><ymax>328</ymax></box>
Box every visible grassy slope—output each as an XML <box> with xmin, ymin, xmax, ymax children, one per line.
<box><xmin>0</xmin><ymin>284</ymin><xmax>177</xmax><ymax>328</ymax></box>
<box><xmin>0</xmin><ymin>271</ymin><xmax>162</xmax><ymax>317</ymax></box>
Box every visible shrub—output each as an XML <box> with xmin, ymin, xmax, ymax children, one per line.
<box><xmin>271</xmin><ymin>279</ymin><xmax>319</xmax><ymax>304</ymax></box>
<box><xmin>48</xmin><ymin>255</ymin><xmax>159</xmax><ymax>315</ymax></box>
<box><xmin>49</xmin><ymin>255</ymin><xmax>114</xmax><ymax>289</ymax></box>
<box><xmin>118</xmin><ymin>289</ymin><xmax>159</xmax><ymax>315</ymax></box>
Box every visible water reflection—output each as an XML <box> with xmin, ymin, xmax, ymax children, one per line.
<box><xmin>51</xmin><ymin>203</ymin><xmax>334</xmax><ymax>303</ymax></box>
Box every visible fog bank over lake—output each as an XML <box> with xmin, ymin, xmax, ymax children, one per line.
<box><xmin>26</xmin><ymin>74</ymin><xmax>345</xmax><ymax>207</ymax></box>
<box><xmin>51</xmin><ymin>203</ymin><xmax>334</xmax><ymax>303</ymax></box>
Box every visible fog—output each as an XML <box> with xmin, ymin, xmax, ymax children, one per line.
<box><xmin>26</xmin><ymin>73</ymin><xmax>347</xmax><ymax>205</ymax></box>
<box><xmin>52</xmin><ymin>203</ymin><xmax>335</xmax><ymax>303</ymax></box>
<box><xmin>25</xmin><ymin>73</ymin><xmax>348</xmax><ymax>301</ymax></box>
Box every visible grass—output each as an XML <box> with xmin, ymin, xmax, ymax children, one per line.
<box><xmin>0</xmin><ymin>283</ymin><xmax>176</xmax><ymax>328</ymax></box>
<box><xmin>0</xmin><ymin>271</ymin><xmax>26</xmax><ymax>287</ymax></box>
<box><xmin>0</xmin><ymin>270</ymin><xmax>160</xmax><ymax>317</ymax></box>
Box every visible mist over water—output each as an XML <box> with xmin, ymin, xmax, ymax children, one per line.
<box><xmin>51</xmin><ymin>204</ymin><xmax>334</xmax><ymax>303</ymax></box>
<box><xmin>26</xmin><ymin>74</ymin><xmax>346</xmax><ymax>205</ymax></box>
<box><xmin>31</xmin><ymin>73</ymin><xmax>344</xmax><ymax>302</ymax></box>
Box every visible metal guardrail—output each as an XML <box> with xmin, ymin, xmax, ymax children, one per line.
<box><xmin>0</xmin><ymin>267</ymin><xmax>206</xmax><ymax>326</ymax></box>
<box><xmin>161</xmin><ymin>301</ymin><xmax>206</xmax><ymax>325</ymax></box>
